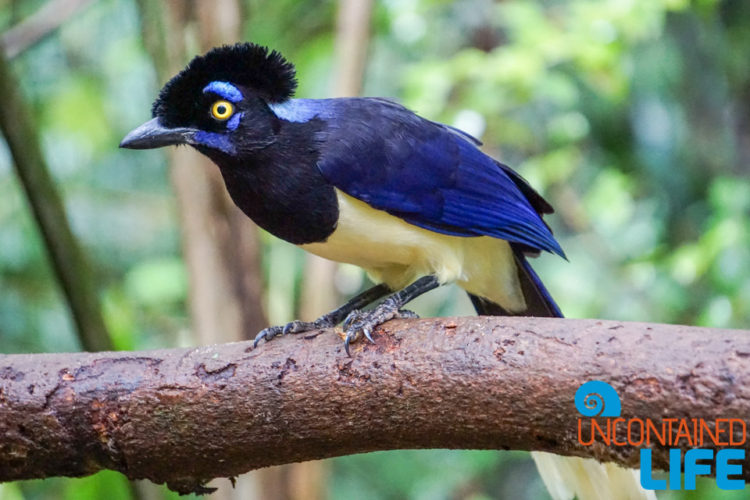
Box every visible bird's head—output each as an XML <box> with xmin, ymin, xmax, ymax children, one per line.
<box><xmin>120</xmin><ymin>43</ymin><xmax>297</xmax><ymax>157</ymax></box>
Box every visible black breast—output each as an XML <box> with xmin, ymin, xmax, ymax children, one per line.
<box><xmin>201</xmin><ymin>121</ymin><xmax>339</xmax><ymax>245</ymax></box>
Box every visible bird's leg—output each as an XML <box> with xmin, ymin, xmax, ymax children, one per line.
<box><xmin>342</xmin><ymin>275</ymin><xmax>440</xmax><ymax>355</ymax></box>
<box><xmin>253</xmin><ymin>283</ymin><xmax>391</xmax><ymax>347</ymax></box>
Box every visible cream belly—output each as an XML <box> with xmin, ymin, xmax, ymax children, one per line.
<box><xmin>300</xmin><ymin>189</ymin><xmax>527</xmax><ymax>312</ymax></box>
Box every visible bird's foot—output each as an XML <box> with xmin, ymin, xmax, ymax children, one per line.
<box><xmin>253</xmin><ymin>317</ymin><xmax>336</xmax><ymax>348</ymax></box>
<box><xmin>342</xmin><ymin>298</ymin><xmax>419</xmax><ymax>355</ymax></box>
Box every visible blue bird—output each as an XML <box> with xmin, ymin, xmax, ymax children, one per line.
<box><xmin>120</xmin><ymin>43</ymin><xmax>564</xmax><ymax>354</ymax></box>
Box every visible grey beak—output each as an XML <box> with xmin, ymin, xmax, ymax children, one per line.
<box><xmin>120</xmin><ymin>118</ymin><xmax>196</xmax><ymax>149</ymax></box>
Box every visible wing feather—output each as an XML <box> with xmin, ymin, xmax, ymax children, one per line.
<box><xmin>282</xmin><ymin>98</ymin><xmax>563</xmax><ymax>256</ymax></box>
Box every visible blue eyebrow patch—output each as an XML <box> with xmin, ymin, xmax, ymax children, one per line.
<box><xmin>203</xmin><ymin>81</ymin><xmax>243</xmax><ymax>102</ymax></box>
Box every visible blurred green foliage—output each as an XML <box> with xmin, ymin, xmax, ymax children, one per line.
<box><xmin>1</xmin><ymin>0</ymin><xmax>748</xmax><ymax>498</ymax></box>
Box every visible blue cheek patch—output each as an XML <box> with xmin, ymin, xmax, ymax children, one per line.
<box><xmin>226</xmin><ymin>112</ymin><xmax>243</xmax><ymax>131</ymax></box>
<box><xmin>203</xmin><ymin>81</ymin><xmax>243</xmax><ymax>102</ymax></box>
<box><xmin>194</xmin><ymin>131</ymin><xmax>236</xmax><ymax>155</ymax></box>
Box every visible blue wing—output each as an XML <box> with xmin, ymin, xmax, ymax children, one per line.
<box><xmin>272</xmin><ymin>98</ymin><xmax>564</xmax><ymax>257</ymax></box>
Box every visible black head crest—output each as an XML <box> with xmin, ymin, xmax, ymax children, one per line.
<box><xmin>152</xmin><ymin>43</ymin><xmax>297</xmax><ymax>125</ymax></box>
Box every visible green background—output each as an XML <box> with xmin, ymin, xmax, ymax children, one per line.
<box><xmin>1</xmin><ymin>0</ymin><xmax>749</xmax><ymax>498</ymax></box>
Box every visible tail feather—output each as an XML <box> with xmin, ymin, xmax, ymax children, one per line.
<box><xmin>513</xmin><ymin>246</ymin><xmax>562</xmax><ymax>317</ymax></box>
<box><xmin>468</xmin><ymin>245</ymin><xmax>562</xmax><ymax>317</ymax></box>
<box><xmin>471</xmin><ymin>248</ymin><xmax>655</xmax><ymax>500</ymax></box>
<box><xmin>468</xmin><ymin>293</ymin><xmax>512</xmax><ymax>316</ymax></box>
<box><xmin>532</xmin><ymin>452</ymin><xmax>656</xmax><ymax>500</ymax></box>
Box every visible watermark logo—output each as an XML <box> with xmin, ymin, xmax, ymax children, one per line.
<box><xmin>575</xmin><ymin>380</ymin><xmax>621</xmax><ymax>418</ymax></box>
<box><xmin>574</xmin><ymin>380</ymin><xmax>746</xmax><ymax>491</ymax></box>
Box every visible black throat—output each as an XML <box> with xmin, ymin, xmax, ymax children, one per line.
<box><xmin>196</xmin><ymin>119</ymin><xmax>339</xmax><ymax>245</ymax></box>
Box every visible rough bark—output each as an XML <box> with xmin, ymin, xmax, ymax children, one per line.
<box><xmin>1</xmin><ymin>317</ymin><xmax>749</xmax><ymax>494</ymax></box>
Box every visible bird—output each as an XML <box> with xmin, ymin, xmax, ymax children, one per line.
<box><xmin>121</xmin><ymin>42</ymin><xmax>654</xmax><ymax>500</ymax></box>
<box><xmin>120</xmin><ymin>42</ymin><xmax>564</xmax><ymax>353</ymax></box>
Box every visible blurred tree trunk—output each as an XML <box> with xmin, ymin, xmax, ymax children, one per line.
<box><xmin>135</xmin><ymin>0</ymin><xmax>267</xmax><ymax>498</ymax></box>
<box><xmin>280</xmin><ymin>2</ymin><xmax>376</xmax><ymax>499</ymax></box>
<box><xmin>299</xmin><ymin>0</ymin><xmax>375</xmax><ymax>344</ymax></box>
<box><xmin>0</xmin><ymin>35</ymin><xmax>112</xmax><ymax>353</ymax></box>
<box><xmin>298</xmin><ymin>0</ymin><xmax>375</xmax><ymax>321</ymax></box>
<box><xmin>135</xmin><ymin>0</ymin><xmax>267</xmax><ymax>369</ymax></box>
<box><xmin>155</xmin><ymin>0</ymin><xmax>267</xmax><ymax>349</ymax></box>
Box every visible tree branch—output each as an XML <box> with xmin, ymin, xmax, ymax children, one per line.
<box><xmin>1</xmin><ymin>317</ymin><xmax>748</xmax><ymax>494</ymax></box>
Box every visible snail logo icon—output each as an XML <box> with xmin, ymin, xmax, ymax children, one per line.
<box><xmin>574</xmin><ymin>380</ymin><xmax>621</xmax><ymax>417</ymax></box>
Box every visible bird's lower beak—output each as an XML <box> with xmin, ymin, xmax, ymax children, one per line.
<box><xmin>119</xmin><ymin>118</ymin><xmax>196</xmax><ymax>149</ymax></box>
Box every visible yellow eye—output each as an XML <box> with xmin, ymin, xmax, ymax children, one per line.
<box><xmin>211</xmin><ymin>100</ymin><xmax>234</xmax><ymax>120</ymax></box>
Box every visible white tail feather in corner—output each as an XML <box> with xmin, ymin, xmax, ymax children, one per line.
<box><xmin>532</xmin><ymin>452</ymin><xmax>657</xmax><ymax>500</ymax></box>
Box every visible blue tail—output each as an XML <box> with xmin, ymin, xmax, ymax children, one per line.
<box><xmin>468</xmin><ymin>245</ymin><xmax>562</xmax><ymax>318</ymax></box>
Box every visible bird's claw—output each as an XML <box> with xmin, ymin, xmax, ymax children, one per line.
<box><xmin>253</xmin><ymin>325</ymin><xmax>283</xmax><ymax>348</ymax></box>
<box><xmin>282</xmin><ymin>320</ymin><xmax>306</xmax><ymax>335</ymax></box>
<box><xmin>342</xmin><ymin>304</ymin><xmax>419</xmax><ymax>356</ymax></box>
<box><xmin>252</xmin><ymin>302</ymin><xmax>419</xmax><ymax>355</ymax></box>
<box><xmin>253</xmin><ymin>317</ymin><xmax>335</xmax><ymax>349</ymax></box>
<box><xmin>395</xmin><ymin>309</ymin><xmax>418</xmax><ymax>319</ymax></box>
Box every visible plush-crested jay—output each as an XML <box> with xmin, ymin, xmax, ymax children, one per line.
<box><xmin>121</xmin><ymin>42</ymin><xmax>563</xmax><ymax>353</ymax></box>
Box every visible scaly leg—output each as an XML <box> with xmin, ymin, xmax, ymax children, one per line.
<box><xmin>253</xmin><ymin>283</ymin><xmax>391</xmax><ymax>348</ymax></box>
<box><xmin>342</xmin><ymin>275</ymin><xmax>440</xmax><ymax>355</ymax></box>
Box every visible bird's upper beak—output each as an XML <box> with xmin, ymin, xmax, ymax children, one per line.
<box><xmin>119</xmin><ymin>118</ymin><xmax>196</xmax><ymax>149</ymax></box>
